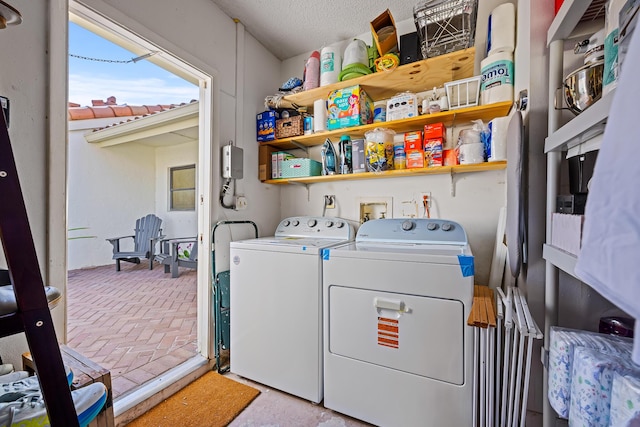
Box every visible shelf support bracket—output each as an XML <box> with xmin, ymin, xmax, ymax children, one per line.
<box><xmin>289</xmin><ymin>140</ymin><xmax>308</xmax><ymax>154</ymax></box>
<box><xmin>450</xmin><ymin>169</ymin><xmax>456</xmax><ymax>197</ymax></box>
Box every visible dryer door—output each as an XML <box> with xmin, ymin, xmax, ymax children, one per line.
<box><xmin>327</xmin><ymin>285</ymin><xmax>465</xmax><ymax>385</ymax></box>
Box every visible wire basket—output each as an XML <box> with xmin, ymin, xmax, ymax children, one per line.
<box><xmin>444</xmin><ymin>76</ymin><xmax>481</xmax><ymax>109</ymax></box>
<box><xmin>413</xmin><ymin>0</ymin><xmax>478</xmax><ymax>59</ymax></box>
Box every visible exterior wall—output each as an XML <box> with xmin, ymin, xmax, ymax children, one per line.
<box><xmin>155</xmin><ymin>141</ymin><xmax>199</xmax><ymax>240</ymax></box>
<box><xmin>67</xmin><ymin>118</ymin><xmax>199</xmax><ymax>270</ymax></box>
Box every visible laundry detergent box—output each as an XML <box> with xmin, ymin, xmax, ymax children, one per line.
<box><xmin>424</xmin><ymin>138</ymin><xmax>443</xmax><ymax>167</ymax></box>
<box><xmin>327</xmin><ymin>85</ymin><xmax>374</xmax><ymax>130</ymax></box>
<box><xmin>404</xmin><ymin>131</ymin><xmax>424</xmax><ymax>169</ymax></box>
<box><xmin>257</xmin><ymin>110</ymin><xmax>277</xmax><ymax>142</ymax></box>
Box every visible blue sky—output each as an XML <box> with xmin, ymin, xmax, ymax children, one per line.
<box><xmin>68</xmin><ymin>22</ymin><xmax>199</xmax><ymax>107</ymax></box>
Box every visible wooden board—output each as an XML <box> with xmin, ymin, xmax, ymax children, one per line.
<box><xmin>23</xmin><ymin>346</ymin><xmax>114</xmax><ymax>427</ymax></box>
<box><xmin>285</xmin><ymin>48</ymin><xmax>476</xmax><ymax>108</ymax></box>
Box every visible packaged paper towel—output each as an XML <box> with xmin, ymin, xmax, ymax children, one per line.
<box><xmin>480</xmin><ymin>52</ymin><xmax>514</xmax><ymax>105</ymax></box>
<box><xmin>548</xmin><ymin>327</ymin><xmax>633</xmax><ymax>418</ymax></box>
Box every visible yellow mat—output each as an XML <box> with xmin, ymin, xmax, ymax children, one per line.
<box><xmin>126</xmin><ymin>371</ymin><xmax>260</xmax><ymax>426</ymax></box>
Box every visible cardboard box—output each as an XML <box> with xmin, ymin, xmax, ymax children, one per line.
<box><xmin>259</xmin><ymin>144</ymin><xmax>277</xmax><ymax>181</ymax></box>
<box><xmin>386</xmin><ymin>92</ymin><xmax>418</xmax><ymax>121</ymax></box>
<box><xmin>424</xmin><ymin>138</ymin><xmax>443</xmax><ymax>167</ymax></box>
<box><xmin>404</xmin><ymin>131</ymin><xmax>422</xmax><ymax>150</ymax></box>
<box><xmin>424</xmin><ymin>122</ymin><xmax>447</xmax><ymax>140</ymax></box>
<box><xmin>406</xmin><ymin>150</ymin><xmax>425</xmax><ymax>169</ymax></box>
<box><xmin>443</xmin><ymin>149</ymin><xmax>459</xmax><ymax>166</ymax></box>
<box><xmin>370</xmin><ymin>9</ymin><xmax>398</xmax><ymax>56</ymax></box>
<box><xmin>327</xmin><ymin>85</ymin><xmax>374</xmax><ymax>130</ymax></box>
<box><xmin>257</xmin><ymin>110</ymin><xmax>276</xmax><ymax>142</ymax></box>
<box><xmin>352</xmin><ymin>138</ymin><xmax>367</xmax><ymax>173</ymax></box>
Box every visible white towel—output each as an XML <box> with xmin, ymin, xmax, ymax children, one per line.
<box><xmin>574</xmin><ymin>18</ymin><xmax>640</xmax><ymax>365</ymax></box>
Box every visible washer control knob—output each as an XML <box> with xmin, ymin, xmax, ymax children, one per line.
<box><xmin>427</xmin><ymin>222</ymin><xmax>438</xmax><ymax>231</ymax></box>
<box><xmin>401</xmin><ymin>220</ymin><xmax>415</xmax><ymax>231</ymax></box>
<box><xmin>292</xmin><ymin>220</ymin><xmax>300</xmax><ymax>226</ymax></box>
<box><xmin>325</xmin><ymin>220</ymin><xmax>334</xmax><ymax>228</ymax></box>
<box><xmin>282</xmin><ymin>220</ymin><xmax>290</xmax><ymax>227</ymax></box>
<box><xmin>442</xmin><ymin>223</ymin><xmax>453</xmax><ymax>232</ymax></box>
<box><xmin>307</xmin><ymin>219</ymin><xmax>317</xmax><ymax>227</ymax></box>
<box><xmin>336</xmin><ymin>221</ymin><xmax>345</xmax><ymax>228</ymax></box>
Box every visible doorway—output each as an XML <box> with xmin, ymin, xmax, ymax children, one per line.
<box><xmin>66</xmin><ymin>0</ymin><xmax>216</xmax><ymax>414</ymax></box>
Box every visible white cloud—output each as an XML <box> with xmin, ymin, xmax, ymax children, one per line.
<box><xmin>68</xmin><ymin>74</ymin><xmax>199</xmax><ymax>107</ymax></box>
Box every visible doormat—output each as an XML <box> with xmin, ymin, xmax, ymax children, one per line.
<box><xmin>126</xmin><ymin>371</ymin><xmax>260</xmax><ymax>427</ymax></box>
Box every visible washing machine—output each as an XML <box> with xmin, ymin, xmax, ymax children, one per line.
<box><xmin>229</xmin><ymin>216</ymin><xmax>354</xmax><ymax>403</ymax></box>
<box><xmin>322</xmin><ymin>218</ymin><xmax>475</xmax><ymax>426</ymax></box>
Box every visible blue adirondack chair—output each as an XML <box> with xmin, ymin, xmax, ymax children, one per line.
<box><xmin>106</xmin><ymin>214</ymin><xmax>165</xmax><ymax>271</ymax></box>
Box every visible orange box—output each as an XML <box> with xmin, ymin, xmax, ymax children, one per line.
<box><xmin>406</xmin><ymin>150</ymin><xmax>424</xmax><ymax>168</ymax></box>
<box><xmin>443</xmin><ymin>149</ymin><xmax>459</xmax><ymax>166</ymax></box>
<box><xmin>370</xmin><ymin>9</ymin><xmax>398</xmax><ymax>56</ymax></box>
<box><xmin>424</xmin><ymin>122</ymin><xmax>446</xmax><ymax>140</ymax></box>
<box><xmin>404</xmin><ymin>131</ymin><xmax>422</xmax><ymax>151</ymax></box>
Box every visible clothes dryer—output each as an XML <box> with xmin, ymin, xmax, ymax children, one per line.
<box><xmin>322</xmin><ymin>218</ymin><xmax>474</xmax><ymax>426</ymax></box>
<box><xmin>230</xmin><ymin>216</ymin><xmax>354</xmax><ymax>403</ymax></box>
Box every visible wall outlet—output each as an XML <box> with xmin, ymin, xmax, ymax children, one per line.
<box><xmin>324</xmin><ymin>195</ymin><xmax>335</xmax><ymax>209</ymax></box>
<box><xmin>358</xmin><ymin>197</ymin><xmax>392</xmax><ymax>223</ymax></box>
<box><xmin>235</xmin><ymin>196</ymin><xmax>247</xmax><ymax>210</ymax></box>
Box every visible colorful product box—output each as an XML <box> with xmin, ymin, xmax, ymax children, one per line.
<box><xmin>424</xmin><ymin>138</ymin><xmax>443</xmax><ymax>167</ymax></box>
<box><xmin>404</xmin><ymin>131</ymin><xmax>424</xmax><ymax>169</ymax></box>
<box><xmin>386</xmin><ymin>93</ymin><xmax>419</xmax><ymax>121</ymax></box>
<box><xmin>327</xmin><ymin>85</ymin><xmax>374</xmax><ymax>130</ymax></box>
<box><xmin>352</xmin><ymin>138</ymin><xmax>367</xmax><ymax>173</ymax></box>
<box><xmin>424</xmin><ymin>122</ymin><xmax>446</xmax><ymax>140</ymax></box>
<box><xmin>257</xmin><ymin>110</ymin><xmax>277</xmax><ymax>142</ymax></box>
<box><xmin>443</xmin><ymin>149</ymin><xmax>459</xmax><ymax>166</ymax></box>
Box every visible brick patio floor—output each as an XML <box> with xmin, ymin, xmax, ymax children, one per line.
<box><xmin>66</xmin><ymin>261</ymin><xmax>198</xmax><ymax>399</ymax></box>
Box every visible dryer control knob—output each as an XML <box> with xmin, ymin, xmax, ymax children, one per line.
<box><xmin>292</xmin><ymin>220</ymin><xmax>300</xmax><ymax>226</ymax></box>
<box><xmin>402</xmin><ymin>220</ymin><xmax>415</xmax><ymax>231</ymax></box>
<box><xmin>325</xmin><ymin>220</ymin><xmax>334</xmax><ymax>228</ymax></box>
<box><xmin>336</xmin><ymin>222</ymin><xmax>345</xmax><ymax>228</ymax></box>
<box><xmin>307</xmin><ymin>219</ymin><xmax>317</xmax><ymax>227</ymax></box>
<box><xmin>427</xmin><ymin>222</ymin><xmax>438</xmax><ymax>231</ymax></box>
<box><xmin>442</xmin><ymin>223</ymin><xmax>453</xmax><ymax>231</ymax></box>
<box><xmin>282</xmin><ymin>220</ymin><xmax>290</xmax><ymax>227</ymax></box>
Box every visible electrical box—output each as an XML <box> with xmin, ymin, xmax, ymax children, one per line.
<box><xmin>222</xmin><ymin>145</ymin><xmax>243</xmax><ymax>179</ymax></box>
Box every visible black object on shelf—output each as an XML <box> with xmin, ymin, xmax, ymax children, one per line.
<box><xmin>599</xmin><ymin>316</ymin><xmax>635</xmax><ymax>338</ymax></box>
<box><xmin>0</xmin><ymin>110</ymin><xmax>80</xmax><ymax>425</ymax></box>
<box><xmin>400</xmin><ymin>32</ymin><xmax>420</xmax><ymax>65</ymax></box>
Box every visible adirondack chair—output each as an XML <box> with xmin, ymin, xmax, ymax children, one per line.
<box><xmin>106</xmin><ymin>214</ymin><xmax>165</xmax><ymax>271</ymax></box>
<box><xmin>155</xmin><ymin>237</ymin><xmax>198</xmax><ymax>278</ymax></box>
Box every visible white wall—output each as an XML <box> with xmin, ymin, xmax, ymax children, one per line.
<box><xmin>68</xmin><ymin>119</ymin><xmax>155</xmax><ymax>269</ymax></box>
<box><xmin>155</xmin><ymin>141</ymin><xmax>199</xmax><ymax>239</ymax></box>
<box><xmin>67</xmin><ymin>118</ymin><xmax>200</xmax><ymax>270</ymax></box>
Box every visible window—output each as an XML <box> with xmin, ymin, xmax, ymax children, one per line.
<box><xmin>170</xmin><ymin>165</ymin><xmax>196</xmax><ymax>211</ymax></box>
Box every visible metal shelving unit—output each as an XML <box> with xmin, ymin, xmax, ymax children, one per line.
<box><xmin>543</xmin><ymin>1</ymin><xmax>608</xmax><ymax>426</ymax></box>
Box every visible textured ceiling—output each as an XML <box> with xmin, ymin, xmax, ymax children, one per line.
<box><xmin>209</xmin><ymin>0</ymin><xmax>419</xmax><ymax>60</ymax></box>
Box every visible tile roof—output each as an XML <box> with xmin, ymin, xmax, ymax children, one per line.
<box><xmin>68</xmin><ymin>96</ymin><xmax>197</xmax><ymax>127</ymax></box>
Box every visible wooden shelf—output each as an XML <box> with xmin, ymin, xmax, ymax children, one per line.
<box><xmin>263</xmin><ymin>101</ymin><xmax>513</xmax><ymax>150</ymax></box>
<box><xmin>284</xmin><ymin>48</ymin><xmax>476</xmax><ymax>108</ymax></box>
<box><xmin>265</xmin><ymin>161</ymin><xmax>506</xmax><ymax>185</ymax></box>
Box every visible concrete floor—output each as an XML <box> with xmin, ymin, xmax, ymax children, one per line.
<box><xmin>226</xmin><ymin>373</ymin><xmax>373</xmax><ymax>427</ymax></box>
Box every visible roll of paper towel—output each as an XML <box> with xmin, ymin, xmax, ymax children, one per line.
<box><xmin>487</xmin><ymin>3</ymin><xmax>515</xmax><ymax>56</ymax></box>
<box><xmin>487</xmin><ymin>116</ymin><xmax>509</xmax><ymax>161</ymax></box>
<box><xmin>313</xmin><ymin>99</ymin><xmax>327</xmax><ymax>132</ymax></box>
<box><xmin>458</xmin><ymin>142</ymin><xmax>485</xmax><ymax>164</ymax></box>
<box><xmin>481</xmin><ymin>51</ymin><xmax>514</xmax><ymax>105</ymax></box>
<box><xmin>320</xmin><ymin>46</ymin><xmax>341</xmax><ymax>87</ymax></box>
